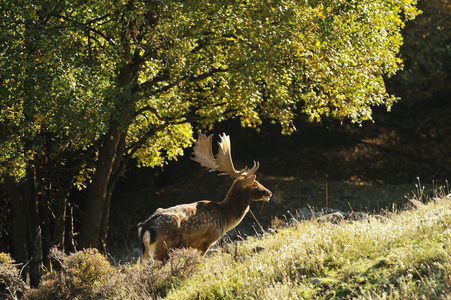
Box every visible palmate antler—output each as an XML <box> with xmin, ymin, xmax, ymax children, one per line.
<box><xmin>191</xmin><ymin>131</ymin><xmax>259</xmax><ymax>177</ymax></box>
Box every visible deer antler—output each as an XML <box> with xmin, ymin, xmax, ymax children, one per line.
<box><xmin>191</xmin><ymin>132</ymin><xmax>219</xmax><ymax>171</ymax></box>
<box><xmin>215</xmin><ymin>133</ymin><xmax>243</xmax><ymax>176</ymax></box>
<box><xmin>191</xmin><ymin>131</ymin><xmax>258</xmax><ymax>177</ymax></box>
<box><xmin>243</xmin><ymin>161</ymin><xmax>259</xmax><ymax>177</ymax></box>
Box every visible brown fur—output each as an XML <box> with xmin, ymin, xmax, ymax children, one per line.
<box><xmin>138</xmin><ymin>175</ymin><xmax>271</xmax><ymax>260</ymax></box>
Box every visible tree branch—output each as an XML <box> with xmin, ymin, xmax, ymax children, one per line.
<box><xmin>47</xmin><ymin>13</ymin><xmax>116</xmax><ymax>46</ymax></box>
<box><xmin>135</xmin><ymin>73</ymin><xmax>171</xmax><ymax>92</ymax></box>
<box><xmin>87</xmin><ymin>27</ymin><xmax>116</xmax><ymax>46</ymax></box>
<box><xmin>132</xmin><ymin>106</ymin><xmax>164</xmax><ymax>120</ymax></box>
<box><xmin>86</xmin><ymin>14</ymin><xmax>112</xmax><ymax>25</ymax></box>
<box><xmin>125</xmin><ymin>106</ymin><xmax>239</xmax><ymax>158</ymax></box>
<box><xmin>158</xmin><ymin>67</ymin><xmax>229</xmax><ymax>94</ymax></box>
<box><xmin>136</xmin><ymin>67</ymin><xmax>228</xmax><ymax>95</ymax></box>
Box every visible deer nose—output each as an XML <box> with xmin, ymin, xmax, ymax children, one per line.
<box><xmin>265</xmin><ymin>190</ymin><xmax>272</xmax><ymax>200</ymax></box>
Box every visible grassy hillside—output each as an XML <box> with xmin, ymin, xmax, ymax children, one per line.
<box><xmin>4</xmin><ymin>192</ymin><xmax>451</xmax><ymax>299</ymax></box>
<box><xmin>166</xmin><ymin>195</ymin><xmax>451</xmax><ymax>299</ymax></box>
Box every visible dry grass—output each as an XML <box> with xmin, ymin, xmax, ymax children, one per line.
<box><xmin>3</xmin><ymin>183</ymin><xmax>451</xmax><ymax>299</ymax></box>
<box><xmin>22</xmin><ymin>247</ymin><xmax>202</xmax><ymax>300</ymax></box>
<box><xmin>0</xmin><ymin>253</ymin><xmax>28</xmax><ymax>300</ymax></box>
<box><xmin>166</xmin><ymin>192</ymin><xmax>451</xmax><ymax>299</ymax></box>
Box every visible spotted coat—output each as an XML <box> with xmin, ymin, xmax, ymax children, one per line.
<box><xmin>138</xmin><ymin>175</ymin><xmax>271</xmax><ymax>260</ymax></box>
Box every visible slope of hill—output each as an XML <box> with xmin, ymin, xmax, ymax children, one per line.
<box><xmin>11</xmin><ymin>192</ymin><xmax>451</xmax><ymax>299</ymax></box>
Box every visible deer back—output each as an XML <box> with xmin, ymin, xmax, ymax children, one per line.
<box><xmin>138</xmin><ymin>200</ymin><xmax>227</xmax><ymax>260</ymax></box>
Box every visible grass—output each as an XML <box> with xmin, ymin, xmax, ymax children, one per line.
<box><xmin>3</xmin><ymin>185</ymin><xmax>451</xmax><ymax>299</ymax></box>
<box><xmin>107</xmin><ymin>177</ymin><xmax>435</xmax><ymax>262</ymax></box>
<box><xmin>166</xmin><ymin>195</ymin><xmax>451</xmax><ymax>299</ymax></box>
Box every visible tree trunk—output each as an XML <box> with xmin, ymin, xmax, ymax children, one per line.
<box><xmin>79</xmin><ymin>122</ymin><xmax>123</xmax><ymax>249</ymax></box>
<box><xmin>53</xmin><ymin>153</ymin><xmax>79</xmax><ymax>251</ymax></box>
<box><xmin>52</xmin><ymin>197</ymin><xmax>67</xmax><ymax>250</ymax></box>
<box><xmin>79</xmin><ymin>56</ymin><xmax>140</xmax><ymax>250</ymax></box>
<box><xmin>25</xmin><ymin>164</ymin><xmax>43</xmax><ymax>287</ymax></box>
<box><xmin>79</xmin><ymin>59</ymin><xmax>139</xmax><ymax>250</ymax></box>
<box><xmin>4</xmin><ymin>176</ymin><xmax>28</xmax><ymax>282</ymax></box>
<box><xmin>66</xmin><ymin>204</ymin><xmax>77</xmax><ymax>252</ymax></box>
<box><xmin>99</xmin><ymin>131</ymin><xmax>127</xmax><ymax>253</ymax></box>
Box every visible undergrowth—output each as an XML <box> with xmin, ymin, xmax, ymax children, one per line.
<box><xmin>22</xmin><ymin>248</ymin><xmax>202</xmax><ymax>300</ymax></box>
<box><xmin>2</xmin><ymin>189</ymin><xmax>451</xmax><ymax>299</ymax></box>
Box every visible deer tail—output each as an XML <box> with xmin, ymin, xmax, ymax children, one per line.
<box><xmin>138</xmin><ymin>215</ymin><xmax>161</xmax><ymax>255</ymax></box>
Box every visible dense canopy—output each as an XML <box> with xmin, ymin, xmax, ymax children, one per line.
<box><xmin>0</xmin><ymin>0</ymin><xmax>418</xmax><ymax>285</ymax></box>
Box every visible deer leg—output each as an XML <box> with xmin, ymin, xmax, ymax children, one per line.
<box><xmin>198</xmin><ymin>241</ymin><xmax>214</xmax><ymax>255</ymax></box>
<box><xmin>153</xmin><ymin>237</ymin><xmax>176</xmax><ymax>261</ymax></box>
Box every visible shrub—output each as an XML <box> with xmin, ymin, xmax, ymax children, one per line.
<box><xmin>0</xmin><ymin>252</ymin><xmax>28</xmax><ymax>300</ymax></box>
<box><xmin>25</xmin><ymin>247</ymin><xmax>202</xmax><ymax>299</ymax></box>
<box><xmin>25</xmin><ymin>248</ymin><xmax>121</xmax><ymax>300</ymax></box>
<box><xmin>122</xmin><ymin>248</ymin><xmax>202</xmax><ymax>298</ymax></box>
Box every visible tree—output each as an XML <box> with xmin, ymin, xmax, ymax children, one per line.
<box><xmin>1</xmin><ymin>0</ymin><xmax>418</xmax><ymax>284</ymax></box>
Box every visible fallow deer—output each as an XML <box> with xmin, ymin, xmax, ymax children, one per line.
<box><xmin>138</xmin><ymin>131</ymin><xmax>272</xmax><ymax>260</ymax></box>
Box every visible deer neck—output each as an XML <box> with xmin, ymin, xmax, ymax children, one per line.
<box><xmin>219</xmin><ymin>186</ymin><xmax>251</xmax><ymax>232</ymax></box>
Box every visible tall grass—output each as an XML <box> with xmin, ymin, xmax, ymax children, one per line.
<box><xmin>167</xmin><ymin>194</ymin><xmax>451</xmax><ymax>299</ymax></box>
<box><xmin>5</xmin><ymin>191</ymin><xmax>451</xmax><ymax>299</ymax></box>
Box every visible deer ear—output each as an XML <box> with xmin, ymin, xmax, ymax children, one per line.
<box><xmin>241</xmin><ymin>175</ymin><xmax>256</xmax><ymax>188</ymax></box>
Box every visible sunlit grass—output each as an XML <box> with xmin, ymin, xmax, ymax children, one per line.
<box><xmin>16</xmin><ymin>188</ymin><xmax>451</xmax><ymax>299</ymax></box>
<box><xmin>166</xmin><ymin>195</ymin><xmax>451</xmax><ymax>299</ymax></box>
